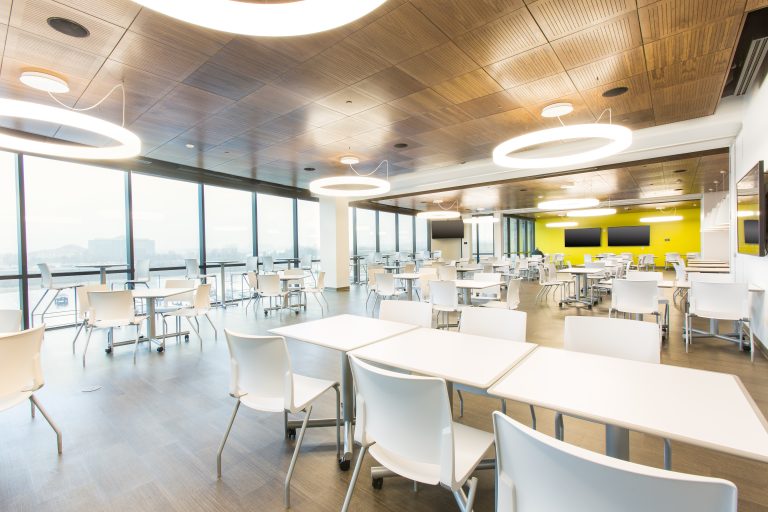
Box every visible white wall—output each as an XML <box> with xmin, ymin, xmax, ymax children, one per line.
<box><xmin>319</xmin><ymin>197</ymin><xmax>350</xmax><ymax>289</ymax></box>
<box><xmin>731</xmin><ymin>71</ymin><xmax>768</xmax><ymax>349</ymax></box>
<box><xmin>700</xmin><ymin>191</ymin><xmax>730</xmax><ymax>261</ymax></box>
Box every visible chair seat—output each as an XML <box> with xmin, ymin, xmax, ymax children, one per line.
<box><xmin>49</xmin><ymin>283</ymin><xmax>81</xmax><ymax>291</ymax></box>
<box><xmin>304</xmin><ymin>288</ymin><xmax>323</xmax><ymax>294</ymax></box>
<box><xmin>689</xmin><ymin>308</ymin><xmax>745</xmax><ymax>321</ymax></box>
<box><xmin>261</xmin><ymin>291</ymin><xmax>288</xmax><ymax>298</ymax></box>
<box><xmin>0</xmin><ymin>390</ymin><xmax>32</xmax><ymax>412</ymax></box>
<box><xmin>163</xmin><ymin>307</ymin><xmax>210</xmax><ymax>318</ymax></box>
<box><xmin>432</xmin><ymin>304</ymin><xmax>459</xmax><ymax>313</ymax></box>
<box><xmin>92</xmin><ymin>315</ymin><xmax>146</xmax><ymax>328</ymax></box>
<box><xmin>239</xmin><ymin>373</ymin><xmax>337</xmax><ymax>414</ymax></box>
<box><xmin>124</xmin><ymin>278</ymin><xmax>150</xmax><ymax>284</ymax></box>
<box><xmin>483</xmin><ymin>300</ymin><xmax>515</xmax><ymax>309</ymax></box>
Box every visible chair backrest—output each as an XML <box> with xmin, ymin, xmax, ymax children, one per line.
<box><xmin>76</xmin><ymin>284</ymin><xmax>109</xmax><ymax>319</ymax></box>
<box><xmin>474</xmin><ymin>272</ymin><xmax>500</xmax><ymax>297</ymax></box>
<box><xmin>492</xmin><ymin>412</ymin><xmax>737</xmax><ymax>512</ymax></box>
<box><xmin>418</xmin><ymin>273</ymin><xmax>438</xmax><ymax>301</ymax></box>
<box><xmin>184</xmin><ymin>258</ymin><xmax>200</xmax><ymax>278</ymax></box>
<box><xmin>688</xmin><ymin>272</ymin><xmax>733</xmax><ymax>283</ymax></box>
<box><xmin>584</xmin><ymin>254</ymin><xmax>592</xmax><ymax>264</ymax></box>
<box><xmin>403</xmin><ymin>262</ymin><xmax>416</xmax><ymax>273</ymax></box>
<box><xmin>0</xmin><ymin>325</ymin><xmax>46</xmax><ymax>399</ymax></box>
<box><xmin>284</xmin><ymin>268</ymin><xmax>304</xmax><ymax>277</ymax></box>
<box><xmin>505</xmin><ymin>278</ymin><xmax>522</xmax><ymax>309</ymax></box>
<box><xmin>261</xmin><ymin>255</ymin><xmax>274</xmax><ymax>272</ymax></box>
<box><xmin>459</xmin><ymin>307</ymin><xmax>526</xmax><ymax>341</ymax></box>
<box><xmin>300</xmin><ymin>255</ymin><xmax>312</xmax><ymax>268</ymax></box>
<box><xmin>430</xmin><ymin>280</ymin><xmax>458</xmax><ymax>309</ymax></box>
<box><xmin>349</xmin><ymin>356</ymin><xmax>456</xmax><ymax>486</ymax></box>
<box><xmin>611</xmin><ymin>279</ymin><xmax>659</xmax><ymax>315</ymax></box>
<box><xmin>38</xmin><ymin>263</ymin><xmax>53</xmax><ymax>288</ymax></box>
<box><xmin>245</xmin><ymin>256</ymin><xmax>259</xmax><ymax>272</ymax></box>
<box><xmin>165</xmin><ymin>279</ymin><xmax>195</xmax><ymax>304</ymax></box>
<box><xmin>672</xmin><ymin>261</ymin><xmax>687</xmax><ymax>282</ymax></box>
<box><xmin>626</xmin><ymin>270</ymin><xmax>663</xmax><ymax>282</ymax></box>
<box><xmin>258</xmin><ymin>273</ymin><xmax>281</xmax><ymax>295</ymax></box>
<box><xmin>438</xmin><ymin>265</ymin><xmax>457</xmax><ymax>281</ymax></box>
<box><xmin>88</xmin><ymin>290</ymin><xmax>136</xmax><ymax>323</ymax></box>
<box><xmin>0</xmin><ymin>309</ymin><xmax>23</xmax><ymax>333</ymax></box>
<box><xmin>134</xmin><ymin>259</ymin><xmax>151</xmax><ymax>281</ymax></box>
<box><xmin>689</xmin><ymin>282</ymin><xmax>749</xmax><ymax>318</ymax></box>
<box><xmin>224</xmin><ymin>330</ymin><xmax>293</xmax><ymax>411</ymax></box>
<box><xmin>315</xmin><ymin>271</ymin><xmax>325</xmax><ymax>289</ymax></box>
<box><xmin>418</xmin><ymin>267</ymin><xmax>437</xmax><ymax>276</ymax></box>
<box><xmin>376</xmin><ymin>273</ymin><xmax>396</xmax><ymax>295</ymax></box>
<box><xmin>379</xmin><ymin>300</ymin><xmax>432</xmax><ymax>328</ymax></box>
<box><xmin>246</xmin><ymin>271</ymin><xmax>258</xmax><ymax>290</ymax></box>
<box><xmin>193</xmin><ymin>283</ymin><xmax>212</xmax><ymax>310</ymax></box>
<box><xmin>564</xmin><ymin>316</ymin><xmax>660</xmax><ymax>363</ymax></box>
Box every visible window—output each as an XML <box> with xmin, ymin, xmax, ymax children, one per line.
<box><xmin>415</xmin><ymin>217</ymin><xmax>428</xmax><ymax>252</ymax></box>
<box><xmin>349</xmin><ymin>207</ymin><xmax>355</xmax><ymax>255</ymax></box>
<box><xmin>257</xmin><ymin>194</ymin><xmax>295</xmax><ymax>259</ymax></box>
<box><xmin>204</xmin><ymin>185</ymin><xmax>253</xmax><ymax>262</ymax></box>
<box><xmin>474</xmin><ymin>222</ymin><xmax>494</xmax><ymax>260</ymax></box>
<box><xmin>0</xmin><ymin>151</ymin><xmax>18</xmax><ymax>276</ymax></box>
<box><xmin>398</xmin><ymin>214</ymin><xmax>414</xmax><ymax>254</ymax></box>
<box><xmin>379</xmin><ymin>211</ymin><xmax>396</xmax><ymax>253</ymax></box>
<box><xmin>297</xmin><ymin>199</ymin><xmax>320</xmax><ymax>259</ymax></box>
<box><xmin>132</xmin><ymin>173</ymin><xmax>199</xmax><ymax>268</ymax></box>
<box><xmin>356</xmin><ymin>209</ymin><xmax>376</xmax><ymax>255</ymax></box>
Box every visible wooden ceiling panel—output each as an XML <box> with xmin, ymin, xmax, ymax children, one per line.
<box><xmin>238</xmin><ymin>85</ymin><xmax>311</xmax><ymax>116</ymax></box>
<box><xmin>127</xmin><ymin>7</ymin><xmax>232</xmax><ymax>56</ymax></box>
<box><xmin>52</xmin><ymin>0</ymin><xmax>140</xmax><ymax>27</ymax></box>
<box><xmin>387</xmin><ymin>115</ymin><xmax>442</xmax><ymax>137</ymax></box>
<box><xmin>419</xmin><ymin>105</ymin><xmax>474</xmax><ymax>126</ymax></box>
<box><xmin>316</xmin><ymin>87</ymin><xmax>383</xmax><ymax>116</ymax></box>
<box><xmin>643</xmin><ymin>16</ymin><xmax>741</xmax><ymax>69</ymax></box>
<box><xmin>142</xmin><ymin>84</ymin><xmax>234</xmax><ymax>130</ymax></box>
<box><xmin>651</xmin><ymin>75</ymin><xmax>724</xmax><ymax>123</ymax></box>
<box><xmin>4</xmin><ymin>26</ymin><xmax>105</xmax><ymax>79</ymax></box>
<box><xmin>567</xmin><ymin>46</ymin><xmax>647</xmax><ymax>90</ymax></box>
<box><xmin>458</xmin><ymin>90</ymin><xmax>522</xmax><ymax>118</ymax></box>
<box><xmin>182</xmin><ymin>62</ymin><xmax>265</xmax><ymax>101</ymax></box>
<box><xmin>285</xmin><ymin>103</ymin><xmax>348</xmax><ymax>128</ymax></box>
<box><xmin>110</xmin><ymin>30</ymin><xmax>208</xmax><ymax>81</ymax></box>
<box><xmin>524</xmin><ymin>92</ymin><xmax>596</xmax><ymax>127</ymax></box>
<box><xmin>409</xmin><ymin>0</ymin><xmax>526</xmax><ymax>37</ymax></box>
<box><xmin>432</xmin><ymin>69</ymin><xmax>503</xmax><ymax>104</ymax></box>
<box><xmin>353</xmin><ymin>103</ymin><xmax>411</xmax><ymax>126</ymax></box>
<box><xmin>254</xmin><ymin>30</ymin><xmax>349</xmax><ymax>63</ymax></box>
<box><xmin>304</xmin><ymin>39</ymin><xmax>390</xmax><ymax>85</ymax></box>
<box><xmin>389</xmin><ymin>88</ymin><xmax>454</xmax><ymax>115</ymax></box>
<box><xmin>455</xmin><ymin>9</ymin><xmax>548</xmax><ymax>66</ymax></box>
<box><xmin>207</xmin><ymin>39</ymin><xmax>300</xmax><ymax>84</ymax></box>
<box><xmin>396</xmin><ymin>42</ymin><xmax>478</xmax><ymax>87</ymax></box>
<box><xmin>509</xmin><ymin>72</ymin><xmax>577</xmax><ymax>105</ymax></box>
<box><xmin>348</xmin><ymin>3</ymin><xmax>447</xmax><ymax>64</ymax></box>
<box><xmin>350</xmin><ymin>66</ymin><xmax>427</xmax><ymax>103</ymax></box>
<box><xmin>580</xmin><ymin>73</ymin><xmax>652</xmax><ymax>116</ymax></box>
<box><xmin>321</xmin><ymin>116</ymin><xmax>381</xmax><ymax>138</ymax></box>
<box><xmin>551</xmin><ymin>12</ymin><xmax>643</xmax><ymax>69</ymax></box>
<box><xmin>639</xmin><ymin>0</ymin><xmax>746</xmax><ymax>42</ymax></box>
<box><xmin>0</xmin><ymin>1</ymin><xmax>11</xmax><ymax>24</ymax></box>
<box><xmin>746</xmin><ymin>0</ymin><xmax>768</xmax><ymax>10</ymax></box>
<box><xmin>528</xmin><ymin>0</ymin><xmax>637</xmax><ymax>40</ymax></box>
<box><xmin>271</xmin><ymin>64</ymin><xmax>346</xmax><ymax>101</ymax></box>
<box><xmin>647</xmin><ymin>48</ymin><xmax>731</xmax><ymax>89</ymax></box>
<box><xmin>485</xmin><ymin>44</ymin><xmax>565</xmax><ymax>89</ymax></box>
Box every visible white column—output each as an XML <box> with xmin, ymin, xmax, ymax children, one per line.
<box><xmin>319</xmin><ymin>196</ymin><xmax>350</xmax><ymax>289</ymax></box>
<box><xmin>493</xmin><ymin>212</ymin><xmax>503</xmax><ymax>258</ymax></box>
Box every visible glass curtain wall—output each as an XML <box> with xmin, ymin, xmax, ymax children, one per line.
<box><xmin>398</xmin><ymin>214</ymin><xmax>414</xmax><ymax>255</ymax></box>
<box><xmin>378</xmin><ymin>212</ymin><xmax>397</xmax><ymax>254</ymax></box>
<box><xmin>297</xmin><ymin>199</ymin><xmax>320</xmax><ymax>259</ymax></box>
<box><xmin>0</xmin><ymin>152</ymin><xmax>19</xmax><ymax>308</ymax></box>
<box><xmin>504</xmin><ymin>216</ymin><xmax>535</xmax><ymax>256</ymax></box>
<box><xmin>356</xmin><ymin>209</ymin><xmax>376</xmax><ymax>256</ymax></box>
<box><xmin>415</xmin><ymin>217</ymin><xmax>429</xmax><ymax>253</ymax></box>
<box><xmin>473</xmin><ymin>222</ymin><xmax>494</xmax><ymax>261</ymax></box>
<box><xmin>257</xmin><ymin>193</ymin><xmax>295</xmax><ymax>259</ymax></box>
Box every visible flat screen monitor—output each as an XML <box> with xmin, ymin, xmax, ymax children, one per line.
<box><xmin>564</xmin><ymin>228</ymin><xmax>601</xmax><ymax>247</ymax></box>
<box><xmin>607</xmin><ymin>226</ymin><xmax>650</xmax><ymax>246</ymax></box>
<box><xmin>737</xmin><ymin>160</ymin><xmax>766</xmax><ymax>256</ymax></box>
<box><xmin>431</xmin><ymin>219</ymin><xmax>464</xmax><ymax>239</ymax></box>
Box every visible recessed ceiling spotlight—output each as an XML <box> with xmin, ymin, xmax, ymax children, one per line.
<box><xmin>541</xmin><ymin>102</ymin><xmax>573</xmax><ymax>118</ymax></box>
<box><xmin>47</xmin><ymin>17</ymin><xmax>90</xmax><ymax>38</ymax></box>
<box><xmin>19</xmin><ymin>70</ymin><xmax>69</xmax><ymax>93</ymax></box>
<box><xmin>673</xmin><ymin>169</ymin><xmax>686</xmax><ymax>173</ymax></box>
<box><xmin>339</xmin><ymin>155</ymin><xmax>359</xmax><ymax>165</ymax></box>
<box><xmin>393</xmin><ymin>143</ymin><xmax>408</xmax><ymax>148</ymax></box>
<box><xmin>602</xmin><ymin>86</ymin><xmax>628</xmax><ymax>98</ymax></box>
<box><xmin>476</xmin><ymin>207</ymin><xmax>486</xmax><ymax>211</ymax></box>
<box><xmin>345</xmin><ymin>100</ymin><xmax>352</xmax><ymax>104</ymax></box>
<box><xmin>303</xmin><ymin>167</ymin><xmax>316</xmax><ymax>171</ymax></box>
<box><xmin>560</xmin><ymin>183</ymin><xmax>576</xmax><ymax>189</ymax></box>
<box><xmin>537</xmin><ymin>195</ymin><xmax>543</xmax><ymax>199</ymax></box>
<box><xmin>519</xmin><ymin>189</ymin><xmax>527</xmax><ymax>192</ymax></box>
<box><xmin>185</xmin><ymin>143</ymin><xmax>195</xmax><ymax>149</ymax></box>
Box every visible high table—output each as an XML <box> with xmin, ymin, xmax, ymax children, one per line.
<box><xmin>275</xmin><ymin>258</ymin><xmax>301</xmax><ymax>268</ymax></box>
<box><xmin>393</xmin><ymin>273</ymin><xmax>420</xmax><ymax>300</ymax></box>
<box><xmin>206</xmin><ymin>260</ymin><xmax>237</xmax><ymax>307</ymax></box>
<box><xmin>269</xmin><ymin>314</ymin><xmax>418</xmax><ymax>469</ymax></box>
<box><xmin>489</xmin><ymin>347</ymin><xmax>768</xmax><ymax>468</ymax></box>
<box><xmin>130</xmin><ymin>287</ymin><xmax>194</xmax><ymax>352</ymax></box>
<box><xmin>350</xmin><ymin>255</ymin><xmax>365</xmax><ymax>284</ymax></box>
<box><xmin>557</xmin><ymin>268</ymin><xmax>601</xmax><ymax>308</ymax></box>
<box><xmin>276</xmin><ymin>271</ymin><xmax>310</xmax><ymax>312</ymax></box>
<box><xmin>453</xmin><ymin>279</ymin><xmax>498</xmax><ymax>305</ymax></box>
<box><xmin>383</xmin><ymin>264</ymin><xmax>401</xmax><ymax>273</ymax></box>
<box><xmin>75</xmin><ymin>264</ymin><xmax>127</xmax><ymax>285</ymax></box>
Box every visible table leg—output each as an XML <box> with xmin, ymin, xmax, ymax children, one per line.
<box><xmin>406</xmin><ymin>279</ymin><xmax>413</xmax><ymax>301</ymax></box>
<box><xmin>605</xmin><ymin>424</ymin><xmax>630</xmax><ymax>461</ymax></box>
<box><xmin>147</xmin><ymin>298</ymin><xmax>156</xmax><ymax>339</ymax></box>
<box><xmin>219</xmin><ymin>263</ymin><xmax>228</xmax><ymax>307</ymax></box>
<box><xmin>353</xmin><ymin>260</ymin><xmax>360</xmax><ymax>284</ymax></box>
<box><xmin>462</xmin><ymin>288</ymin><xmax>471</xmax><ymax>305</ymax></box>
<box><xmin>340</xmin><ymin>352</ymin><xmax>354</xmax><ymax>466</ymax></box>
<box><xmin>99</xmin><ymin>267</ymin><xmax>107</xmax><ymax>285</ymax></box>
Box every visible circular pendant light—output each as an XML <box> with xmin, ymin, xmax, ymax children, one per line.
<box><xmin>416</xmin><ymin>210</ymin><xmax>460</xmax><ymax>220</ymax></box>
<box><xmin>566</xmin><ymin>208</ymin><xmax>617</xmax><ymax>217</ymax></box>
<box><xmin>545</xmin><ymin>221</ymin><xmax>577</xmax><ymax>228</ymax></box>
<box><xmin>492</xmin><ymin>123</ymin><xmax>632</xmax><ymax>169</ymax></box>
<box><xmin>20</xmin><ymin>71</ymin><xmax>69</xmax><ymax>93</ymax></box>
<box><xmin>309</xmin><ymin>176</ymin><xmax>389</xmax><ymax>197</ymax></box>
<box><xmin>538</xmin><ymin>198</ymin><xmax>599</xmax><ymax>210</ymax></box>
<box><xmin>463</xmin><ymin>216</ymin><xmax>499</xmax><ymax>224</ymax></box>
<box><xmin>639</xmin><ymin>215</ymin><xmax>683</xmax><ymax>223</ymax></box>
<box><xmin>132</xmin><ymin>0</ymin><xmax>387</xmax><ymax>37</ymax></box>
<box><xmin>0</xmin><ymin>98</ymin><xmax>141</xmax><ymax>160</ymax></box>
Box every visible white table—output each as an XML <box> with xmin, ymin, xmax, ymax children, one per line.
<box><xmin>131</xmin><ymin>288</ymin><xmax>194</xmax><ymax>351</ymax></box>
<box><xmin>269</xmin><ymin>314</ymin><xmax>418</xmax><ymax>469</ymax></box>
<box><xmin>206</xmin><ymin>260</ymin><xmax>237</xmax><ymax>307</ymax></box>
<box><xmin>685</xmin><ymin>266</ymin><xmax>731</xmax><ymax>273</ymax></box>
<box><xmin>452</xmin><ymin>279</ymin><xmax>498</xmax><ymax>305</ymax></box>
<box><xmin>75</xmin><ymin>264</ymin><xmax>126</xmax><ymax>285</ymax></box>
<box><xmin>489</xmin><ymin>347</ymin><xmax>768</xmax><ymax>466</ymax></box>
<box><xmin>557</xmin><ymin>268</ymin><xmax>602</xmax><ymax>308</ymax></box>
<box><xmin>394</xmin><ymin>272</ymin><xmax>420</xmax><ymax>300</ymax></box>
<box><xmin>277</xmin><ymin>271</ymin><xmax>311</xmax><ymax>312</ymax></box>
<box><xmin>456</xmin><ymin>266</ymin><xmax>483</xmax><ymax>279</ymax></box>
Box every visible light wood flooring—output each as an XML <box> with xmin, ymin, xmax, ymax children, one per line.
<box><xmin>1</xmin><ymin>274</ymin><xmax>767</xmax><ymax>511</ymax></box>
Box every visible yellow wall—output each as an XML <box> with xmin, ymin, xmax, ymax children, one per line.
<box><xmin>535</xmin><ymin>208</ymin><xmax>700</xmax><ymax>264</ymax></box>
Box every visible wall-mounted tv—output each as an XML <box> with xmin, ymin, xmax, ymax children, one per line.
<box><xmin>737</xmin><ymin>160</ymin><xmax>766</xmax><ymax>256</ymax></box>
<box><xmin>607</xmin><ymin>226</ymin><xmax>650</xmax><ymax>246</ymax></box>
<box><xmin>564</xmin><ymin>228</ymin><xmax>601</xmax><ymax>247</ymax></box>
<box><xmin>431</xmin><ymin>219</ymin><xmax>464</xmax><ymax>239</ymax></box>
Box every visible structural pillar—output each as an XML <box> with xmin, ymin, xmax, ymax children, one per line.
<box><xmin>319</xmin><ymin>196</ymin><xmax>351</xmax><ymax>289</ymax></box>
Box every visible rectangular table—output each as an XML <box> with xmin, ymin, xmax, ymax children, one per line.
<box><xmin>489</xmin><ymin>347</ymin><xmax>768</xmax><ymax>466</ymax></box>
<box><xmin>393</xmin><ymin>272</ymin><xmax>420</xmax><ymax>300</ymax></box>
<box><xmin>453</xmin><ymin>279</ymin><xmax>498</xmax><ymax>305</ymax></box>
<box><xmin>206</xmin><ymin>260</ymin><xmax>237</xmax><ymax>307</ymax></box>
<box><xmin>75</xmin><ymin>264</ymin><xmax>127</xmax><ymax>285</ymax></box>
<box><xmin>557</xmin><ymin>268</ymin><xmax>601</xmax><ymax>308</ymax></box>
<box><xmin>131</xmin><ymin>288</ymin><xmax>194</xmax><ymax>350</ymax></box>
<box><xmin>456</xmin><ymin>266</ymin><xmax>483</xmax><ymax>279</ymax></box>
<box><xmin>270</xmin><ymin>315</ymin><xmax>418</xmax><ymax>467</ymax></box>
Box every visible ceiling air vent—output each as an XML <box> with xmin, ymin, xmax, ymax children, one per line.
<box><xmin>723</xmin><ymin>7</ymin><xmax>768</xmax><ymax>97</ymax></box>
<box><xmin>734</xmin><ymin>36</ymin><xmax>768</xmax><ymax>96</ymax></box>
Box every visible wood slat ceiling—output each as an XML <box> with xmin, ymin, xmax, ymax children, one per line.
<box><xmin>0</xmin><ymin>0</ymin><xmax>751</xmax><ymax>189</ymax></box>
<box><xmin>372</xmin><ymin>151</ymin><xmax>729</xmax><ymax>212</ymax></box>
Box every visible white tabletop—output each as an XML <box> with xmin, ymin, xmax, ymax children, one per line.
<box><xmin>457</xmin><ymin>266</ymin><xmax>483</xmax><ymax>272</ymax></box>
<box><xmin>277</xmin><ymin>271</ymin><xmax>310</xmax><ymax>280</ymax></box>
<box><xmin>351</xmin><ymin>328</ymin><xmax>537</xmax><ymax>389</ymax></box>
<box><xmin>269</xmin><ymin>314</ymin><xmax>418</xmax><ymax>352</ymax></box>
<box><xmin>685</xmin><ymin>267</ymin><xmax>731</xmax><ymax>273</ymax></box>
<box><xmin>393</xmin><ymin>273</ymin><xmax>421</xmax><ymax>280</ymax></box>
<box><xmin>132</xmin><ymin>288</ymin><xmax>194</xmax><ymax>299</ymax></box>
<box><xmin>558</xmin><ymin>268</ymin><xmax>603</xmax><ymax>275</ymax></box>
<box><xmin>452</xmin><ymin>279</ymin><xmax>499</xmax><ymax>290</ymax></box>
<box><xmin>489</xmin><ymin>347</ymin><xmax>768</xmax><ymax>463</ymax></box>
<box><xmin>75</xmin><ymin>264</ymin><xmax>126</xmax><ymax>268</ymax></box>
<box><xmin>665</xmin><ymin>281</ymin><xmax>764</xmax><ymax>292</ymax></box>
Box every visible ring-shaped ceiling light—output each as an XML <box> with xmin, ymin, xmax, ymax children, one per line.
<box><xmin>463</xmin><ymin>216</ymin><xmax>499</xmax><ymax>224</ymax></box>
<box><xmin>309</xmin><ymin>176</ymin><xmax>390</xmax><ymax>197</ymax></box>
<box><xmin>132</xmin><ymin>0</ymin><xmax>387</xmax><ymax>37</ymax></box>
<box><xmin>492</xmin><ymin>124</ymin><xmax>632</xmax><ymax>169</ymax></box>
<box><xmin>639</xmin><ymin>215</ymin><xmax>683</xmax><ymax>223</ymax></box>
<box><xmin>0</xmin><ymin>98</ymin><xmax>141</xmax><ymax>160</ymax></box>
<box><xmin>545</xmin><ymin>221</ymin><xmax>577</xmax><ymax>228</ymax></box>
<box><xmin>416</xmin><ymin>210</ymin><xmax>460</xmax><ymax>220</ymax></box>
<box><xmin>566</xmin><ymin>208</ymin><xmax>617</xmax><ymax>217</ymax></box>
<box><xmin>538</xmin><ymin>198</ymin><xmax>599</xmax><ymax>210</ymax></box>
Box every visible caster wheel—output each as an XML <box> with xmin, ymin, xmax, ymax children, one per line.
<box><xmin>372</xmin><ymin>478</ymin><xmax>383</xmax><ymax>490</ymax></box>
<box><xmin>105</xmin><ymin>347</ymin><xmax>112</xmax><ymax>354</ymax></box>
<box><xmin>184</xmin><ymin>335</ymin><xmax>190</xmax><ymax>343</ymax></box>
<box><xmin>338</xmin><ymin>459</ymin><xmax>350</xmax><ymax>471</ymax></box>
<box><xmin>587</xmin><ymin>305</ymin><xmax>592</xmax><ymax>310</ymax></box>
<box><xmin>286</xmin><ymin>428</ymin><xmax>297</xmax><ymax>439</ymax></box>
<box><xmin>558</xmin><ymin>302</ymin><xmax>563</xmax><ymax>308</ymax></box>
<box><xmin>264</xmin><ymin>312</ymin><xmax>268</xmax><ymax>317</ymax></box>
<box><xmin>157</xmin><ymin>346</ymin><xmax>164</xmax><ymax>353</ymax></box>
<box><xmin>294</xmin><ymin>311</ymin><xmax>299</xmax><ymax>315</ymax></box>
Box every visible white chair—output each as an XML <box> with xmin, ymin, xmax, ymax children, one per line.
<box><xmin>626</xmin><ymin>270</ymin><xmax>663</xmax><ymax>281</ymax></box>
<box><xmin>416</xmin><ymin>272</ymin><xmax>438</xmax><ymax>302</ymax></box>
<box><xmin>31</xmin><ymin>263</ymin><xmax>82</xmax><ymax>327</ymax></box>
<box><xmin>300</xmin><ymin>254</ymin><xmax>316</xmax><ymax>285</ymax></box>
<box><xmin>365</xmin><ymin>267</ymin><xmax>385</xmax><ymax>307</ymax></box>
<box><xmin>184</xmin><ymin>258</ymin><xmax>217</xmax><ymax>291</ymax></box>
<box><xmin>379</xmin><ymin>300</ymin><xmax>432</xmax><ymax>328</ymax></box>
<box><xmin>261</xmin><ymin>255</ymin><xmax>275</xmax><ymax>273</ymax></box>
<box><xmin>664</xmin><ymin>252</ymin><xmax>681</xmax><ymax>270</ymax></box>
<box><xmin>534</xmin><ymin>264</ymin><xmax>564</xmax><ymax>303</ymax></box>
<box><xmin>71</xmin><ymin>283</ymin><xmax>108</xmax><ymax>353</ymax></box>
<box><xmin>370</xmin><ymin>273</ymin><xmax>405</xmax><ymax>314</ymax></box>
<box><xmin>302</xmin><ymin>271</ymin><xmax>329</xmax><ymax>314</ymax></box>
<box><xmin>484</xmin><ymin>278</ymin><xmax>521</xmax><ymax>309</ymax></box>
<box><xmin>161</xmin><ymin>283</ymin><xmax>217</xmax><ymax>350</ymax></box>
<box><xmin>237</xmin><ymin>256</ymin><xmax>259</xmax><ymax>299</ymax></box>
<box><xmin>342</xmin><ymin>356</ymin><xmax>493</xmax><ymax>512</ymax></box>
<box><xmin>430</xmin><ymin>280</ymin><xmax>460</xmax><ymax>329</ymax></box>
<box><xmin>686</xmin><ymin>282</ymin><xmax>754</xmax><ymax>361</ymax></box>
<box><xmin>493</xmin><ymin>411</ymin><xmax>737</xmax><ymax>512</ymax></box>
<box><xmin>609</xmin><ymin>279</ymin><xmax>661</xmax><ymax>325</ymax></box>
<box><xmin>121</xmin><ymin>259</ymin><xmax>151</xmax><ymax>289</ymax></box>
<box><xmin>471</xmin><ymin>272</ymin><xmax>501</xmax><ymax>303</ymax></box>
<box><xmin>82</xmin><ymin>290</ymin><xmax>147</xmax><ymax>366</ymax></box>
<box><xmin>438</xmin><ymin>265</ymin><xmax>458</xmax><ymax>281</ymax></box>
<box><xmin>0</xmin><ymin>325</ymin><xmax>62</xmax><ymax>454</ymax></box>
<box><xmin>243</xmin><ymin>271</ymin><xmax>260</xmax><ymax>310</ymax></box>
<box><xmin>256</xmin><ymin>273</ymin><xmax>288</xmax><ymax>316</ymax></box>
<box><xmin>672</xmin><ymin>261</ymin><xmax>689</xmax><ymax>303</ymax></box>
<box><xmin>0</xmin><ymin>309</ymin><xmax>23</xmax><ymax>333</ymax></box>
<box><xmin>638</xmin><ymin>254</ymin><xmax>656</xmax><ymax>271</ymax></box>
<box><xmin>217</xmin><ymin>330</ymin><xmax>340</xmax><ymax>508</ymax></box>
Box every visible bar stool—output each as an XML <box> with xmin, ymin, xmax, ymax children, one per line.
<box><xmin>31</xmin><ymin>263</ymin><xmax>82</xmax><ymax>327</ymax></box>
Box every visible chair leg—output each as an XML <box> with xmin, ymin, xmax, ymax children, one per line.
<box><xmin>30</xmin><ymin>395</ymin><xmax>62</xmax><ymax>454</ymax></box>
<box><xmin>204</xmin><ymin>313</ymin><xmax>217</xmax><ymax>340</ymax></box>
<box><xmin>185</xmin><ymin>317</ymin><xmax>202</xmax><ymax>351</ymax></box>
<box><xmin>749</xmin><ymin>320</ymin><xmax>755</xmax><ymax>363</ymax></box>
<box><xmin>685</xmin><ymin>314</ymin><xmax>690</xmax><ymax>353</ymax></box>
<box><xmin>217</xmin><ymin>400</ymin><xmax>241</xmax><ymax>478</ymax></box>
<box><xmin>72</xmin><ymin>320</ymin><xmax>85</xmax><ymax>354</ymax></box>
<box><xmin>334</xmin><ymin>385</ymin><xmax>341</xmax><ymax>461</ymax></box>
<box><xmin>664</xmin><ymin>438</ymin><xmax>672</xmax><ymax>470</ymax></box>
<box><xmin>341</xmin><ymin>445</ymin><xmax>368</xmax><ymax>512</ymax></box>
<box><xmin>30</xmin><ymin>289</ymin><xmax>51</xmax><ymax>327</ymax></box>
<box><xmin>285</xmin><ymin>405</ymin><xmax>313</xmax><ymax>508</ymax></box>
<box><xmin>132</xmin><ymin>323</ymin><xmax>141</xmax><ymax>364</ymax></box>
<box><xmin>453</xmin><ymin>476</ymin><xmax>478</xmax><ymax>512</ymax></box>
<box><xmin>82</xmin><ymin>326</ymin><xmax>94</xmax><ymax>367</ymax></box>
<box><xmin>555</xmin><ymin>412</ymin><xmax>564</xmax><ymax>441</ymax></box>
<box><xmin>529</xmin><ymin>404</ymin><xmax>537</xmax><ymax>430</ymax></box>
<box><xmin>313</xmin><ymin>293</ymin><xmax>324</xmax><ymax>315</ymax></box>
<box><xmin>457</xmin><ymin>389</ymin><xmax>464</xmax><ymax>417</ymax></box>
<box><xmin>40</xmin><ymin>289</ymin><xmax>60</xmax><ymax>325</ymax></box>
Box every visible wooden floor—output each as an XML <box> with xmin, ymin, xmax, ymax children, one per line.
<box><xmin>2</xmin><ymin>274</ymin><xmax>767</xmax><ymax>512</ymax></box>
